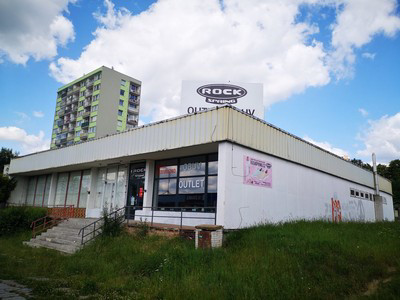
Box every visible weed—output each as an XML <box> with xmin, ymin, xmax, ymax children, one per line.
<box><xmin>135</xmin><ymin>219</ymin><xmax>149</xmax><ymax>238</ymax></box>
<box><xmin>101</xmin><ymin>207</ymin><xmax>124</xmax><ymax>237</ymax></box>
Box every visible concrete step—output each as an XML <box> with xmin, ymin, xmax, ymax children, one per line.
<box><xmin>40</xmin><ymin>231</ymin><xmax>82</xmax><ymax>243</ymax></box>
<box><xmin>40</xmin><ymin>231</ymin><xmax>94</xmax><ymax>244</ymax></box>
<box><xmin>57</xmin><ymin>218</ymin><xmax>98</xmax><ymax>229</ymax></box>
<box><xmin>24</xmin><ymin>240</ymin><xmax>80</xmax><ymax>254</ymax></box>
<box><xmin>48</xmin><ymin>226</ymin><xmax>81</xmax><ymax>234</ymax></box>
<box><xmin>35</xmin><ymin>235</ymin><xmax>80</xmax><ymax>246</ymax></box>
<box><xmin>24</xmin><ymin>218</ymin><xmax>102</xmax><ymax>254</ymax></box>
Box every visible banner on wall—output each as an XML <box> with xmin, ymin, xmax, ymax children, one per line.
<box><xmin>243</xmin><ymin>156</ymin><xmax>272</xmax><ymax>188</ymax></box>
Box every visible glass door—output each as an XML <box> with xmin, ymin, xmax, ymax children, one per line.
<box><xmin>126</xmin><ymin>163</ymin><xmax>146</xmax><ymax>219</ymax></box>
<box><xmin>104</xmin><ymin>166</ymin><xmax>117</xmax><ymax>212</ymax></box>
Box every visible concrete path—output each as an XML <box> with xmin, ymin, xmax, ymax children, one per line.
<box><xmin>0</xmin><ymin>280</ymin><xmax>32</xmax><ymax>299</ymax></box>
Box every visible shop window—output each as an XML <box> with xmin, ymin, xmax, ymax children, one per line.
<box><xmin>153</xmin><ymin>154</ymin><xmax>217</xmax><ymax>211</ymax></box>
<box><xmin>54</xmin><ymin>173</ymin><xmax>69</xmax><ymax>206</ymax></box>
<box><xmin>25</xmin><ymin>175</ymin><xmax>51</xmax><ymax>207</ymax></box>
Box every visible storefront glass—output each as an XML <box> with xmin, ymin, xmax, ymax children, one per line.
<box><xmin>153</xmin><ymin>153</ymin><xmax>217</xmax><ymax>211</ymax></box>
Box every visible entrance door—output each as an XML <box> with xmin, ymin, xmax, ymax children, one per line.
<box><xmin>126</xmin><ymin>163</ymin><xmax>146</xmax><ymax>219</ymax></box>
<box><xmin>86</xmin><ymin>166</ymin><xmax>128</xmax><ymax>218</ymax></box>
<box><xmin>103</xmin><ymin>166</ymin><xmax>117</xmax><ymax>212</ymax></box>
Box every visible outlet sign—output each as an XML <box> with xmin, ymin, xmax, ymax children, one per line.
<box><xmin>180</xmin><ymin>81</ymin><xmax>264</xmax><ymax>119</ymax></box>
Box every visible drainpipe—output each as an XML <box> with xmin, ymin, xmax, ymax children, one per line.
<box><xmin>372</xmin><ymin>153</ymin><xmax>379</xmax><ymax>196</ymax></box>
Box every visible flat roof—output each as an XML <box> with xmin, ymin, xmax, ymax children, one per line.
<box><xmin>9</xmin><ymin>106</ymin><xmax>392</xmax><ymax>194</ymax></box>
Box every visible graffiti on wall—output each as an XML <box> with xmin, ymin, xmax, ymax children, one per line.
<box><xmin>243</xmin><ymin>156</ymin><xmax>272</xmax><ymax>188</ymax></box>
<box><xmin>331</xmin><ymin>198</ymin><xmax>342</xmax><ymax>223</ymax></box>
<box><xmin>325</xmin><ymin>195</ymin><xmax>366</xmax><ymax>222</ymax></box>
<box><xmin>342</xmin><ymin>199</ymin><xmax>365</xmax><ymax>221</ymax></box>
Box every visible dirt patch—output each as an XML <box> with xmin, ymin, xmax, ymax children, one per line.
<box><xmin>125</xmin><ymin>227</ymin><xmax>180</xmax><ymax>238</ymax></box>
<box><xmin>363</xmin><ymin>267</ymin><xmax>396</xmax><ymax>296</ymax></box>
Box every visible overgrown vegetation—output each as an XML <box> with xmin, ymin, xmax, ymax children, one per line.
<box><xmin>135</xmin><ymin>219</ymin><xmax>150</xmax><ymax>238</ymax></box>
<box><xmin>0</xmin><ymin>147</ymin><xmax>19</xmax><ymax>206</ymax></box>
<box><xmin>0</xmin><ymin>175</ymin><xmax>16</xmax><ymax>205</ymax></box>
<box><xmin>0</xmin><ymin>221</ymin><xmax>399</xmax><ymax>299</ymax></box>
<box><xmin>0</xmin><ymin>206</ymin><xmax>47</xmax><ymax>236</ymax></box>
<box><xmin>100</xmin><ymin>208</ymin><xmax>124</xmax><ymax>237</ymax></box>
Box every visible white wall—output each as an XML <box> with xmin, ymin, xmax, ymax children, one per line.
<box><xmin>133</xmin><ymin>210</ymin><xmax>215</xmax><ymax>227</ymax></box>
<box><xmin>218</xmin><ymin>142</ymin><xmax>394</xmax><ymax>229</ymax></box>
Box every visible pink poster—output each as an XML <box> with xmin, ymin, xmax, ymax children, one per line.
<box><xmin>243</xmin><ymin>156</ymin><xmax>272</xmax><ymax>188</ymax></box>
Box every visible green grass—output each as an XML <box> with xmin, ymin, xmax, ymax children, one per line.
<box><xmin>0</xmin><ymin>221</ymin><xmax>399</xmax><ymax>299</ymax></box>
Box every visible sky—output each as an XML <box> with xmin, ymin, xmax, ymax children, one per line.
<box><xmin>0</xmin><ymin>0</ymin><xmax>399</xmax><ymax>164</ymax></box>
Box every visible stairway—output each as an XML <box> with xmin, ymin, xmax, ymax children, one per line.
<box><xmin>24</xmin><ymin>218</ymin><xmax>98</xmax><ymax>254</ymax></box>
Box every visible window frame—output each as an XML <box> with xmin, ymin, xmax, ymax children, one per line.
<box><xmin>153</xmin><ymin>153</ymin><xmax>218</xmax><ymax>212</ymax></box>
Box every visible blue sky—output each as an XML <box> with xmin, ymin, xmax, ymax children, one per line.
<box><xmin>0</xmin><ymin>0</ymin><xmax>399</xmax><ymax>163</ymax></box>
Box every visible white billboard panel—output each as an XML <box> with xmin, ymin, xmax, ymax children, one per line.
<box><xmin>180</xmin><ymin>81</ymin><xmax>264</xmax><ymax>119</ymax></box>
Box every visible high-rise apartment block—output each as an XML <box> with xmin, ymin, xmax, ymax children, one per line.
<box><xmin>51</xmin><ymin>66</ymin><xmax>141</xmax><ymax>148</ymax></box>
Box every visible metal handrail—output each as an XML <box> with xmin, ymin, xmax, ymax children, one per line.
<box><xmin>77</xmin><ymin>206</ymin><xmax>217</xmax><ymax>246</ymax></box>
<box><xmin>30</xmin><ymin>205</ymin><xmax>75</xmax><ymax>238</ymax></box>
<box><xmin>78</xmin><ymin>207</ymin><xmax>126</xmax><ymax>246</ymax></box>
<box><xmin>126</xmin><ymin>206</ymin><xmax>217</xmax><ymax>229</ymax></box>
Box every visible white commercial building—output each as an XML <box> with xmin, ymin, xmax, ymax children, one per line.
<box><xmin>8</xmin><ymin>106</ymin><xmax>394</xmax><ymax>228</ymax></box>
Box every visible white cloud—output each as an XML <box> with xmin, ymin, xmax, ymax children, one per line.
<box><xmin>33</xmin><ymin>111</ymin><xmax>45</xmax><ymax>118</ymax></box>
<box><xmin>0</xmin><ymin>127</ymin><xmax>50</xmax><ymax>154</ymax></box>
<box><xmin>358</xmin><ymin>108</ymin><xmax>368</xmax><ymax>117</ymax></box>
<box><xmin>357</xmin><ymin>112</ymin><xmax>400</xmax><ymax>164</ymax></box>
<box><xmin>362</xmin><ymin>52</ymin><xmax>376</xmax><ymax>60</ymax></box>
<box><xmin>304</xmin><ymin>135</ymin><xmax>349</xmax><ymax>158</ymax></box>
<box><xmin>0</xmin><ymin>0</ymin><xmax>75</xmax><ymax>64</ymax></box>
<box><xmin>48</xmin><ymin>0</ymin><xmax>400</xmax><ymax>123</ymax></box>
<box><xmin>329</xmin><ymin>0</ymin><xmax>400</xmax><ymax>78</ymax></box>
<box><xmin>15</xmin><ymin>112</ymin><xmax>30</xmax><ymax>124</ymax></box>
<box><xmin>50</xmin><ymin>0</ymin><xmax>331</xmax><ymax>122</ymax></box>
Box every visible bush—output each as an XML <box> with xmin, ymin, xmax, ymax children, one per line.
<box><xmin>135</xmin><ymin>219</ymin><xmax>150</xmax><ymax>238</ymax></box>
<box><xmin>0</xmin><ymin>206</ymin><xmax>47</xmax><ymax>236</ymax></box>
<box><xmin>101</xmin><ymin>208</ymin><xmax>124</xmax><ymax>237</ymax></box>
<box><xmin>0</xmin><ymin>175</ymin><xmax>17</xmax><ymax>205</ymax></box>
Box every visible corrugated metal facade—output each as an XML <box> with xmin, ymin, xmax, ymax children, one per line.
<box><xmin>9</xmin><ymin>106</ymin><xmax>392</xmax><ymax>194</ymax></box>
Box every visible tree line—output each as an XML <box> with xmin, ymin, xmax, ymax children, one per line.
<box><xmin>350</xmin><ymin>158</ymin><xmax>400</xmax><ymax>207</ymax></box>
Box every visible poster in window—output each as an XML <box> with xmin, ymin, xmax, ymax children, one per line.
<box><xmin>243</xmin><ymin>156</ymin><xmax>272</xmax><ymax>188</ymax></box>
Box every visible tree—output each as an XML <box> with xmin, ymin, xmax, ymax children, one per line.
<box><xmin>377</xmin><ymin>164</ymin><xmax>388</xmax><ymax>178</ymax></box>
<box><xmin>350</xmin><ymin>158</ymin><xmax>399</xmax><ymax>206</ymax></box>
<box><xmin>0</xmin><ymin>175</ymin><xmax>16</xmax><ymax>206</ymax></box>
<box><xmin>350</xmin><ymin>158</ymin><xmax>373</xmax><ymax>172</ymax></box>
<box><xmin>386</xmin><ymin>160</ymin><xmax>400</xmax><ymax>206</ymax></box>
<box><xmin>0</xmin><ymin>147</ymin><xmax>18</xmax><ymax>174</ymax></box>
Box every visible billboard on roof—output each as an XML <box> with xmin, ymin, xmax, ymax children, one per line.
<box><xmin>180</xmin><ymin>81</ymin><xmax>264</xmax><ymax>119</ymax></box>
